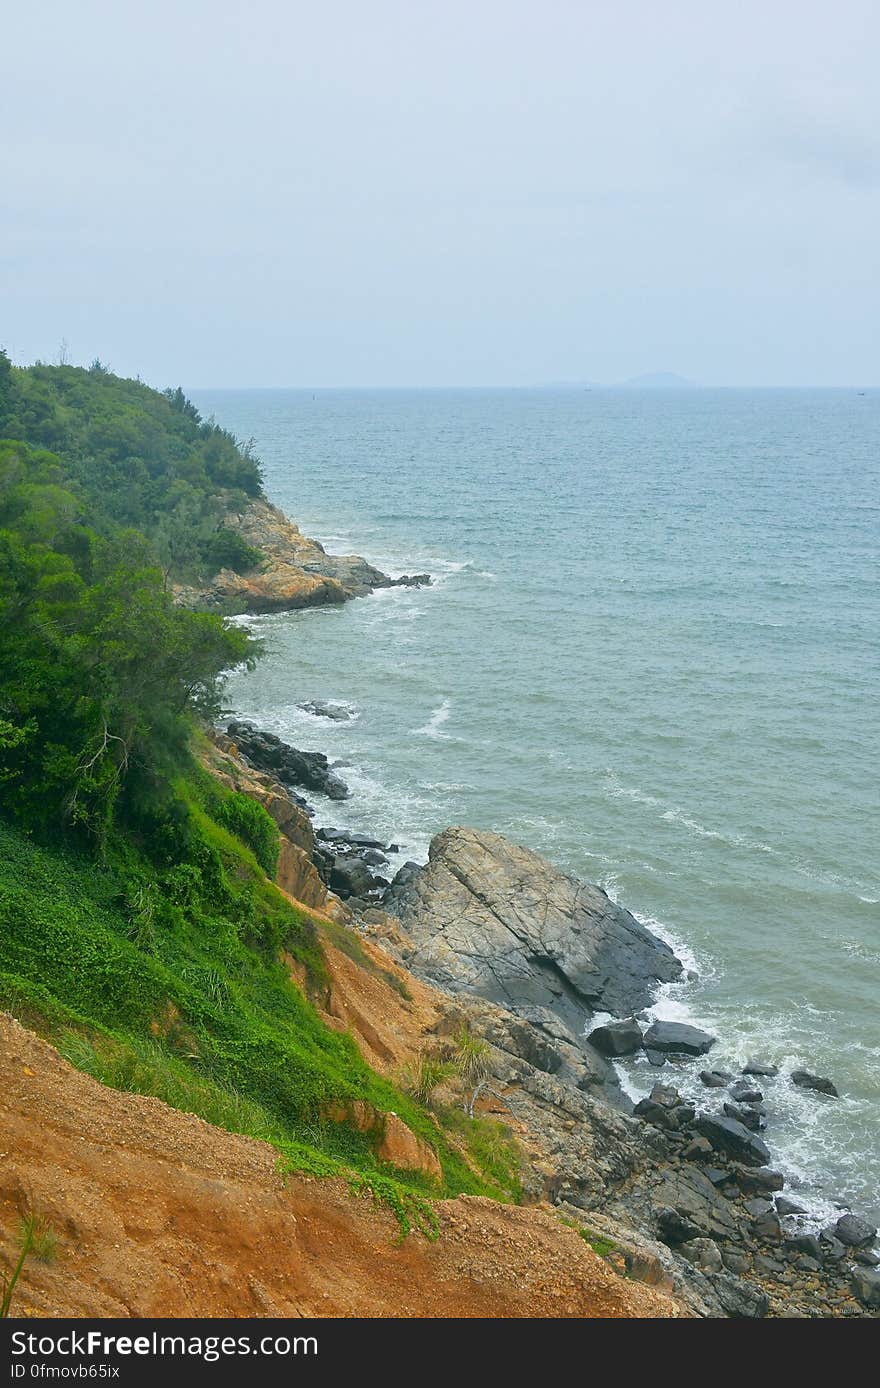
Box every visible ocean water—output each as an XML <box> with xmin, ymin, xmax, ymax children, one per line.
<box><xmin>193</xmin><ymin>387</ymin><xmax>880</xmax><ymax>1223</ymax></box>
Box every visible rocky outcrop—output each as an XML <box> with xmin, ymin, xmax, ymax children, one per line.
<box><xmin>174</xmin><ymin>498</ymin><xmax>430</xmax><ymax>614</ymax></box>
<box><xmin>383</xmin><ymin>826</ymin><xmax>682</xmax><ymax>1031</ymax></box>
<box><xmin>227</xmin><ymin>720</ymin><xmax>349</xmax><ymax>800</ymax></box>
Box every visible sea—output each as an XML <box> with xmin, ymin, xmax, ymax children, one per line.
<box><xmin>192</xmin><ymin>386</ymin><xmax>880</xmax><ymax>1225</ymax></box>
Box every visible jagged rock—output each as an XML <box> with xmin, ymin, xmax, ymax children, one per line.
<box><xmin>645</xmin><ymin>1049</ymin><xmax>667</xmax><ymax>1066</ymax></box>
<box><xmin>641</xmin><ymin>1021</ymin><xmax>715</xmax><ymax>1056</ymax></box>
<box><xmin>834</xmin><ymin>1213</ymin><xmax>877</xmax><ymax>1248</ymax></box>
<box><xmin>383</xmin><ymin>826</ymin><xmax>682</xmax><ymax>1030</ymax></box>
<box><xmin>742</xmin><ymin>1057</ymin><xmax>778</xmax><ymax>1077</ymax></box>
<box><xmin>790</xmin><ymin>1069</ymin><xmax>838</xmax><ymax>1097</ymax></box>
<box><xmin>652</xmin><ymin>1166</ymin><xmax>740</xmax><ymax>1242</ymax></box>
<box><xmin>722</xmin><ymin>1249</ymin><xmax>751</xmax><ymax>1275</ymax></box>
<box><xmin>693</xmin><ymin>1114</ymin><xmax>771</xmax><ymax>1167</ymax></box>
<box><xmin>850</xmin><ymin>1268</ymin><xmax>880</xmax><ymax>1308</ymax></box>
<box><xmin>681</xmin><ymin>1135</ymin><xmax>713</xmax><ymax>1161</ymax></box>
<box><xmin>587</xmin><ymin>1018</ymin><xmax>643</xmax><ymax>1056</ymax></box>
<box><xmin>228</xmin><ymin>721</ymin><xmax>349</xmax><ymax>800</ymax></box>
<box><xmin>786</xmin><ymin>1232</ymin><xmax>823</xmax><ymax>1260</ymax></box>
<box><xmin>729</xmin><ymin>1080</ymin><xmax>763</xmax><ymax>1104</ymax></box>
<box><xmin>276</xmin><ymin>838</ymin><xmax>327</xmax><ymax>909</ymax></box>
<box><xmin>752</xmin><ymin>1211</ymin><xmax>782</xmax><ymax>1242</ymax></box>
<box><xmin>854</xmin><ymin>1248</ymin><xmax>880</xmax><ymax>1267</ymax></box>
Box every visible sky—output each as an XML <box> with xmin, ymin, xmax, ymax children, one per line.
<box><xmin>2</xmin><ymin>0</ymin><xmax>879</xmax><ymax>387</ymax></box>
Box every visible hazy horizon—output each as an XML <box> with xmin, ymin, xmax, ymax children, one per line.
<box><xmin>3</xmin><ymin>1</ymin><xmax>879</xmax><ymax>388</ymax></box>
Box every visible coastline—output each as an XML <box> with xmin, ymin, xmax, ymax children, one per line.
<box><xmin>216</xmin><ymin>499</ymin><xmax>878</xmax><ymax>1317</ymax></box>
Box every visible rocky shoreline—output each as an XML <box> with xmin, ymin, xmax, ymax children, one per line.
<box><xmin>174</xmin><ymin>498</ymin><xmax>430</xmax><ymax>614</ymax></box>
<box><xmin>208</xmin><ymin>716</ymin><xmax>879</xmax><ymax>1318</ymax></box>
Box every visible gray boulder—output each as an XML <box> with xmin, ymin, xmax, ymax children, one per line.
<box><xmin>642</xmin><ymin>1021</ymin><xmax>715</xmax><ymax>1056</ymax></box>
<box><xmin>383</xmin><ymin>826</ymin><xmax>682</xmax><ymax>1030</ymax></box>
<box><xmin>693</xmin><ymin>1114</ymin><xmax>771</xmax><ymax>1167</ymax></box>
<box><xmin>791</xmin><ymin>1069</ymin><xmax>838</xmax><ymax>1097</ymax></box>
<box><xmin>587</xmin><ymin>1018</ymin><xmax>644</xmax><ymax>1056</ymax></box>
<box><xmin>850</xmin><ymin>1267</ymin><xmax>880</xmax><ymax>1309</ymax></box>
<box><xmin>834</xmin><ymin>1213</ymin><xmax>877</xmax><ymax>1248</ymax></box>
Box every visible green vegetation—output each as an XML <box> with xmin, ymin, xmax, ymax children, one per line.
<box><xmin>0</xmin><ymin>352</ymin><xmax>264</xmax><ymax>581</ymax></box>
<box><xmin>1</xmin><ymin>1208</ymin><xmax>59</xmax><ymax>1317</ymax></box>
<box><xmin>0</xmin><ymin>356</ymin><xmax>523</xmax><ymax>1238</ymax></box>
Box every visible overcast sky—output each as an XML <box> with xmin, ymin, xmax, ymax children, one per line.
<box><xmin>2</xmin><ymin>1</ymin><xmax>879</xmax><ymax>387</ymax></box>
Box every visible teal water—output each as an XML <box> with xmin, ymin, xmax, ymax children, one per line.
<box><xmin>193</xmin><ymin>387</ymin><xmax>880</xmax><ymax>1222</ymax></box>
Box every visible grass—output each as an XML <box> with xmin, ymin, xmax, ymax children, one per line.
<box><xmin>1</xmin><ymin>1209</ymin><xmax>59</xmax><ymax>1317</ymax></box>
<box><xmin>0</xmin><ymin>776</ymin><xmax>523</xmax><ymax>1236</ymax></box>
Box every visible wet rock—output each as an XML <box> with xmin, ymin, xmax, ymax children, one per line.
<box><xmin>786</xmin><ymin>1232</ymin><xmax>822</xmax><ymax>1260</ymax></box>
<box><xmin>693</xmin><ymin>1114</ymin><xmax>771</xmax><ymax>1167</ymax></box>
<box><xmin>228</xmin><ymin>721</ymin><xmax>349</xmax><ymax>800</ymax></box>
<box><xmin>383</xmin><ymin>572</ymin><xmax>432</xmax><ymax>588</ymax></box>
<box><xmin>834</xmin><ymin>1213</ymin><xmax>877</xmax><ymax>1248</ymax></box>
<box><xmin>652</xmin><ymin>1166</ymin><xmax>740</xmax><ymax>1242</ymax></box>
<box><xmin>587</xmin><ymin>1018</ymin><xmax>643</xmax><ymax>1056</ymax></box>
<box><xmin>645</xmin><ymin>1049</ymin><xmax>667</xmax><ymax>1067</ymax></box>
<box><xmin>382</xmin><ymin>826</ymin><xmax>682</xmax><ymax>1030</ymax></box>
<box><xmin>700</xmin><ymin>1069</ymin><xmax>731</xmax><ymax>1088</ymax></box>
<box><xmin>723</xmin><ymin>1101</ymin><xmax>766</xmax><ymax>1132</ymax></box>
<box><xmin>790</xmin><ymin>1069</ymin><xmax>839</xmax><ymax>1098</ymax></box>
<box><xmin>729</xmin><ymin>1080</ymin><xmax>763</xmax><ymax>1104</ymax></box>
<box><xmin>296</xmin><ymin>700</ymin><xmax>356</xmax><ymax>721</ymax></box>
<box><xmin>361</xmin><ymin>848</ymin><xmax>389</xmax><ymax>866</ymax></box>
<box><xmin>744</xmin><ymin>1198</ymin><xmax>774</xmax><ymax>1218</ymax></box>
<box><xmin>641</xmin><ymin>1021</ymin><xmax>715</xmax><ymax>1056</ymax></box>
<box><xmin>854</xmin><ymin>1248</ymin><xmax>880</xmax><ymax>1267</ymax></box>
<box><xmin>850</xmin><ymin>1268</ymin><xmax>880</xmax><ymax>1308</ymax></box>
<box><xmin>775</xmin><ymin>1196</ymin><xmax>807</xmax><ymax>1217</ymax></box>
<box><xmin>742</xmin><ymin>1058</ymin><xmax>778</xmax><ymax>1077</ymax></box>
<box><xmin>752</xmin><ymin>1211</ymin><xmax>782</xmax><ymax>1242</ymax></box>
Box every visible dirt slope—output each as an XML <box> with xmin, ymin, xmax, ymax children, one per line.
<box><xmin>0</xmin><ymin>1015</ymin><xmax>683</xmax><ymax>1318</ymax></box>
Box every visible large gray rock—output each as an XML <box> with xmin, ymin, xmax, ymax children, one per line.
<box><xmin>642</xmin><ymin>1021</ymin><xmax>716</xmax><ymax>1055</ymax></box>
<box><xmin>693</xmin><ymin>1114</ymin><xmax>771</xmax><ymax>1167</ymax></box>
<box><xmin>384</xmin><ymin>826</ymin><xmax>682</xmax><ymax>1030</ymax></box>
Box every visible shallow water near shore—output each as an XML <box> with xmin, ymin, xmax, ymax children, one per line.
<box><xmin>194</xmin><ymin>386</ymin><xmax>880</xmax><ymax>1223</ymax></box>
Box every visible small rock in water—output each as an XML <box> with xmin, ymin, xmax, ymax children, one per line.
<box><xmin>297</xmin><ymin>699</ymin><xmax>355</xmax><ymax>721</ymax></box>
<box><xmin>700</xmin><ymin>1069</ymin><xmax>732</xmax><ymax>1088</ymax></box>
<box><xmin>644</xmin><ymin>1049</ymin><xmax>667</xmax><ymax>1067</ymax></box>
<box><xmin>586</xmin><ymin>1017</ymin><xmax>644</xmax><ymax>1056</ymax></box>
<box><xmin>834</xmin><ymin>1213</ymin><xmax>877</xmax><ymax>1248</ymax></box>
<box><xmin>723</xmin><ymin>1101</ymin><xmax>766</xmax><ymax>1132</ymax></box>
<box><xmin>790</xmin><ymin>1068</ymin><xmax>839</xmax><ymax>1097</ymax></box>
<box><xmin>742</xmin><ymin>1057</ymin><xmax>779</xmax><ymax>1077</ymax></box>
<box><xmin>729</xmin><ymin>1080</ymin><xmax>763</xmax><ymax>1104</ymax></box>
<box><xmin>641</xmin><ymin>1021</ymin><xmax>716</xmax><ymax>1056</ymax></box>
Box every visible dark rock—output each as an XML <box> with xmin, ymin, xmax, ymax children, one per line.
<box><xmin>722</xmin><ymin>1249</ymin><xmax>750</xmax><ymax>1275</ymax></box>
<box><xmin>734</xmin><ymin>1165</ymin><xmax>784</xmax><ymax>1194</ymax></box>
<box><xmin>729</xmin><ymin>1080</ymin><xmax>763</xmax><ymax>1104</ymax></box>
<box><xmin>587</xmin><ymin>1018</ymin><xmax>643</xmax><ymax>1056</ymax></box>
<box><xmin>647</xmin><ymin>1082</ymin><xmax>681</xmax><ymax>1109</ymax></box>
<box><xmin>744</xmin><ymin>1198</ymin><xmax>773</xmax><ymax>1218</ymax></box>
<box><xmin>795</xmin><ymin>1255</ymin><xmax>821</xmax><ymax>1272</ymax></box>
<box><xmin>644</xmin><ymin>1049</ymin><xmax>667</xmax><ymax>1067</ymax></box>
<box><xmin>652</xmin><ymin>1166</ymin><xmax>740</xmax><ymax>1242</ymax></box>
<box><xmin>854</xmin><ymin>1248</ymin><xmax>880</xmax><ymax>1267</ymax></box>
<box><xmin>656</xmin><ymin>1208</ymin><xmax>702</xmax><ymax>1245</ymax></box>
<box><xmin>786</xmin><ymin>1232</ymin><xmax>822</xmax><ymax>1260</ymax></box>
<box><xmin>681</xmin><ymin>1135</ymin><xmax>714</xmax><ymax>1161</ymax></box>
<box><xmin>723</xmin><ymin>1101</ymin><xmax>766</xmax><ymax>1132</ymax></box>
<box><xmin>790</xmin><ymin>1069</ymin><xmax>839</xmax><ymax>1098</ymax></box>
<box><xmin>705</xmin><ymin>1167</ymin><xmax>732</xmax><ymax>1187</ymax></box>
<box><xmin>328</xmin><ymin>855</ymin><xmax>375</xmax><ymax>899</ymax></box>
<box><xmin>700</xmin><ymin>1069</ymin><xmax>731</xmax><ymax>1088</ymax></box>
<box><xmin>850</xmin><ymin>1268</ymin><xmax>880</xmax><ymax>1308</ymax></box>
<box><xmin>834</xmin><ymin>1213</ymin><xmax>877</xmax><ymax>1248</ymax></box>
<box><xmin>361</xmin><ymin>849</ymin><xmax>389</xmax><ymax>866</ymax></box>
<box><xmin>228</xmin><ymin>721</ymin><xmax>349</xmax><ymax>800</ymax></box>
<box><xmin>693</xmin><ymin>1114</ymin><xmax>771</xmax><ymax>1167</ymax></box>
<box><xmin>742</xmin><ymin>1058</ymin><xmax>778</xmax><ymax>1077</ymax></box>
<box><xmin>641</xmin><ymin>1021</ymin><xmax>715</xmax><ymax>1056</ymax></box>
<box><xmin>752</xmin><ymin>1211</ymin><xmax>782</xmax><ymax>1242</ymax></box>
<box><xmin>818</xmin><ymin>1234</ymin><xmax>847</xmax><ymax>1264</ymax></box>
<box><xmin>296</xmin><ymin>700</ymin><xmax>355</xmax><ymax>721</ymax></box>
<box><xmin>775</xmin><ymin>1196</ymin><xmax>807</xmax><ymax>1217</ymax></box>
<box><xmin>753</xmin><ymin>1252</ymin><xmax>784</xmax><ymax>1274</ymax></box>
<box><xmin>382</xmin><ymin>826</ymin><xmax>682</xmax><ymax>1030</ymax></box>
<box><xmin>383</xmin><ymin>572</ymin><xmax>432</xmax><ymax>588</ymax></box>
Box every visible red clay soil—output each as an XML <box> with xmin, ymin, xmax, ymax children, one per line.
<box><xmin>0</xmin><ymin>1015</ymin><xmax>684</xmax><ymax>1319</ymax></box>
